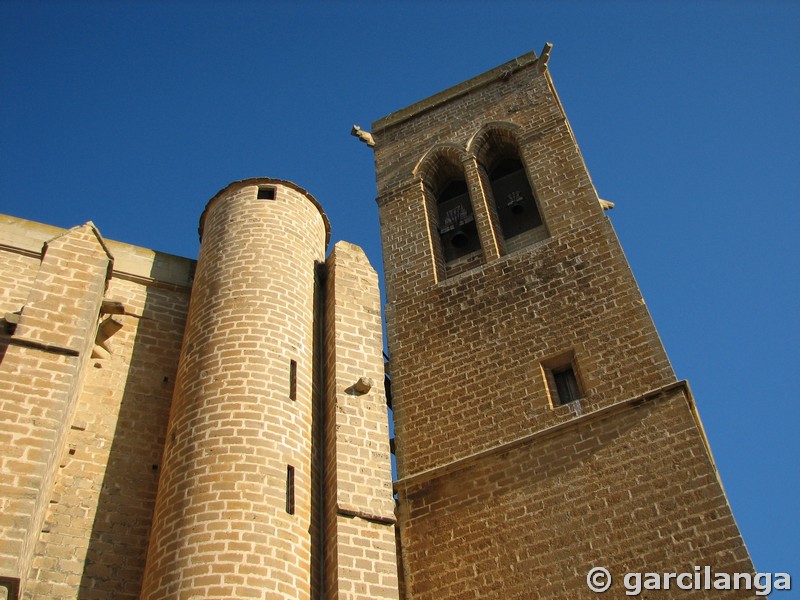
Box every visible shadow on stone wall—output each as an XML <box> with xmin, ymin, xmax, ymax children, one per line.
<box><xmin>77</xmin><ymin>254</ymin><xmax>326</xmax><ymax>598</ymax></box>
<box><xmin>77</xmin><ymin>265</ymin><xmax>190</xmax><ymax>599</ymax></box>
<box><xmin>310</xmin><ymin>262</ymin><xmax>325</xmax><ymax>599</ymax></box>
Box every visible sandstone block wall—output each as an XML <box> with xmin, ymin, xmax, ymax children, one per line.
<box><xmin>382</xmin><ymin>212</ymin><xmax>675</xmax><ymax>476</ymax></box>
<box><xmin>0</xmin><ymin>215</ymin><xmax>194</xmax><ymax>599</ymax></box>
<box><xmin>374</xmin><ymin>51</ymin><xmax>673</xmax><ymax>479</ymax></box>
<box><xmin>0</xmin><ymin>222</ymin><xmax>112</xmax><ymax>597</ymax></box>
<box><xmin>27</xmin><ymin>275</ymin><xmax>191</xmax><ymax>600</ymax></box>
<box><xmin>323</xmin><ymin>241</ymin><xmax>398</xmax><ymax>600</ymax></box>
<box><xmin>396</xmin><ymin>385</ymin><xmax>753</xmax><ymax>600</ymax></box>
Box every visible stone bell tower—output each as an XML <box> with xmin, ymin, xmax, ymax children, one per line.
<box><xmin>371</xmin><ymin>47</ymin><xmax>753</xmax><ymax>599</ymax></box>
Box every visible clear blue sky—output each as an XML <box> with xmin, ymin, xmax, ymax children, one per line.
<box><xmin>2</xmin><ymin>0</ymin><xmax>798</xmax><ymax>577</ymax></box>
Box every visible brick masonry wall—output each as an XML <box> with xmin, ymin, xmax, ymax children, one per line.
<box><xmin>0</xmin><ymin>251</ymin><xmax>39</xmax><ymax>317</ymax></box>
<box><xmin>25</xmin><ymin>275</ymin><xmax>190</xmax><ymax>599</ymax></box>
<box><xmin>374</xmin><ymin>60</ymin><xmax>674</xmax><ymax>478</ymax></box>
<box><xmin>385</xmin><ymin>212</ymin><xmax>674</xmax><ymax>477</ymax></box>
<box><xmin>0</xmin><ymin>224</ymin><xmax>111</xmax><ymax>596</ymax></box>
<box><xmin>140</xmin><ymin>180</ymin><xmax>327</xmax><ymax>599</ymax></box>
<box><xmin>323</xmin><ymin>241</ymin><xmax>398</xmax><ymax>600</ymax></box>
<box><xmin>0</xmin><ymin>215</ymin><xmax>194</xmax><ymax>599</ymax></box>
<box><xmin>396</xmin><ymin>387</ymin><xmax>753</xmax><ymax>599</ymax></box>
<box><xmin>0</xmin><ymin>214</ymin><xmax>66</xmax><ymax>321</ymax></box>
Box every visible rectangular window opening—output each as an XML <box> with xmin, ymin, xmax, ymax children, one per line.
<box><xmin>286</xmin><ymin>465</ymin><xmax>295</xmax><ymax>515</ymax></box>
<box><xmin>289</xmin><ymin>359</ymin><xmax>297</xmax><ymax>401</ymax></box>
<box><xmin>257</xmin><ymin>186</ymin><xmax>276</xmax><ymax>200</ymax></box>
<box><xmin>542</xmin><ymin>351</ymin><xmax>583</xmax><ymax>408</ymax></box>
<box><xmin>553</xmin><ymin>365</ymin><xmax>581</xmax><ymax>406</ymax></box>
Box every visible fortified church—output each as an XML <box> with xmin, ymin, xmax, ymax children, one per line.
<box><xmin>0</xmin><ymin>48</ymin><xmax>753</xmax><ymax>599</ymax></box>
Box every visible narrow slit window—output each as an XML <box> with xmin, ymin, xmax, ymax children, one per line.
<box><xmin>257</xmin><ymin>186</ymin><xmax>276</xmax><ymax>200</ymax></box>
<box><xmin>286</xmin><ymin>465</ymin><xmax>295</xmax><ymax>515</ymax></box>
<box><xmin>289</xmin><ymin>360</ymin><xmax>297</xmax><ymax>401</ymax></box>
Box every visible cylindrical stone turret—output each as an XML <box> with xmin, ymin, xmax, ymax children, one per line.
<box><xmin>141</xmin><ymin>178</ymin><xmax>329</xmax><ymax>599</ymax></box>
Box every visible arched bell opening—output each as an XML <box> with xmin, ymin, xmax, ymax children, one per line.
<box><xmin>488</xmin><ymin>156</ymin><xmax>543</xmax><ymax>240</ymax></box>
<box><xmin>470</xmin><ymin>124</ymin><xmax>548</xmax><ymax>253</ymax></box>
<box><xmin>436</xmin><ymin>178</ymin><xmax>481</xmax><ymax>263</ymax></box>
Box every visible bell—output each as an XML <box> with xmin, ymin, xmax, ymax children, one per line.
<box><xmin>511</xmin><ymin>203</ymin><xmax>525</xmax><ymax>215</ymax></box>
<box><xmin>450</xmin><ymin>229</ymin><xmax>469</xmax><ymax>248</ymax></box>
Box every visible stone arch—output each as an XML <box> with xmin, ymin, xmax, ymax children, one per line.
<box><xmin>412</xmin><ymin>142</ymin><xmax>469</xmax><ymax>192</ymax></box>
<box><xmin>466</xmin><ymin>121</ymin><xmax>524</xmax><ymax>166</ymax></box>
<box><xmin>413</xmin><ymin>144</ymin><xmax>482</xmax><ymax>272</ymax></box>
<box><xmin>468</xmin><ymin>122</ymin><xmax>547</xmax><ymax>250</ymax></box>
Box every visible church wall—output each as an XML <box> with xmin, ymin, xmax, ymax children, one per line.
<box><xmin>25</xmin><ymin>276</ymin><xmax>190</xmax><ymax>599</ymax></box>
<box><xmin>0</xmin><ymin>222</ymin><xmax>113</xmax><ymax>597</ymax></box>
<box><xmin>381</xmin><ymin>209</ymin><xmax>675</xmax><ymax>477</ymax></box>
<box><xmin>396</xmin><ymin>386</ymin><xmax>753</xmax><ymax>600</ymax></box>
<box><xmin>0</xmin><ymin>215</ymin><xmax>193</xmax><ymax>599</ymax></box>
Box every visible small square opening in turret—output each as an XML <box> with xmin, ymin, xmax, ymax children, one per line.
<box><xmin>257</xmin><ymin>186</ymin><xmax>276</xmax><ymax>200</ymax></box>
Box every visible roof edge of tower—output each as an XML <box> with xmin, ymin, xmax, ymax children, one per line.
<box><xmin>199</xmin><ymin>177</ymin><xmax>332</xmax><ymax>248</ymax></box>
<box><xmin>372</xmin><ymin>50</ymin><xmax>539</xmax><ymax>133</ymax></box>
